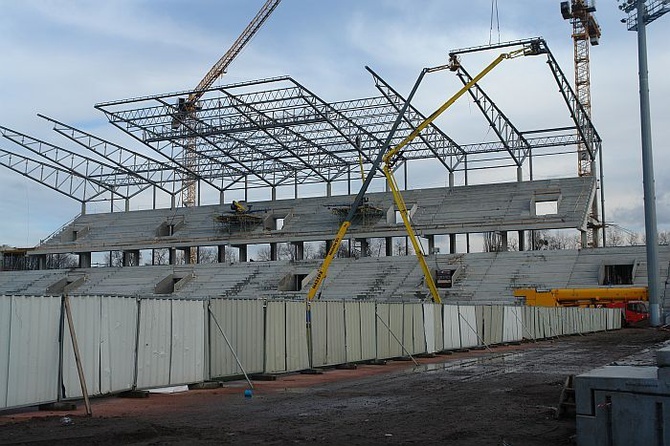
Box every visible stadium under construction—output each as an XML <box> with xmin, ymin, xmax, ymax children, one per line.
<box><xmin>1</xmin><ymin>4</ymin><xmax>670</xmax><ymax>441</ymax></box>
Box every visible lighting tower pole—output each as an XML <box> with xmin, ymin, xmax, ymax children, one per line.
<box><xmin>561</xmin><ymin>1</ymin><xmax>603</xmax><ymax>248</ymax></box>
<box><xmin>618</xmin><ymin>0</ymin><xmax>669</xmax><ymax>327</ymax></box>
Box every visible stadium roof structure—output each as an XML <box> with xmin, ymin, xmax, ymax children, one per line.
<box><xmin>0</xmin><ymin>38</ymin><xmax>599</xmax><ymax>208</ymax></box>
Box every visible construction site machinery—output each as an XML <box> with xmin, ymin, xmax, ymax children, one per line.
<box><xmin>561</xmin><ymin>0</ymin><xmax>603</xmax><ymax>248</ymax></box>
<box><xmin>306</xmin><ymin>40</ymin><xmax>545</xmax><ymax>304</ymax></box>
<box><xmin>174</xmin><ymin>0</ymin><xmax>282</xmax><ymax>208</ymax></box>
<box><xmin>514</xmin><ymin>287</ymin><xmax>649</xmax><ymax>325</ymax></box>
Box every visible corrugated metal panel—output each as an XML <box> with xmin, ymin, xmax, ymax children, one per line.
<box><xmin>529</xmin><ymin>306</ymin><xmax>540</xmax><ymax>340</ymax></box>
<box><xmin>502</xmin><ymin>307</ymin><xmax>522</xmax><ymax>343</ymax></box>
<box><xmin>459</xmin><ymin>305</ymin><xmax>479</xmax><ymax>348</ymax></box>
<box><xmin>612</xmin><ymin>308</ymin><xmax>622</xmax><ymax>330</ymax></box>
<box><xmin>169</xmin><ymin>299</ymin><xmax>205</xmax><ymax>385</ymax></box>
<box><xmin>359</xmin><ymin>302</ymin><xmax>377</xmax><ymax>361</ymax></box>
<box><xmin>0</xmin><ymin>296</ymin><xmax>11</xmax><ymax>408</ymax></box>
<box><xmin>411</xmin><ymin>304</ymin><xmax>425</xmax><ymax>354</ymax></box>
<box><xmin>375</xmin><ymin>303</ymin><xmax>391</xmax><ymax>359</ymax></box>
<box><xmin>62</xmin><ymin>295</ymin><xmax>102</xmax><ymax>399</ymax></box>
<box><xmin>388</xmin><ymin>303</ymin><xmax>404</xmax><ymax>357</ymax></box>
<box><xmin>135</xmin><ymin>299</ymin><xmax>172</xmax><ymax>389</ymax></box>
<box><xmin>423</xmin><ymin>304</ymin><xmax>436</xmax><ymax>353</ymax></box>
<box><xmin>402</xmin><ymin>303</ymin><xmax>414</xmax><ymax>355</ymax></box>
<box><xmin>99</xmin><ymin>296</ymin><xmax>137</xmax><ymax>394</ymax></box>
<box><xmin>6</xmin><ymin>296</ymin><xmax>60</xmax><ymax>408</ymax></box>
<box><xmin>344</xmin><ymin>302</ymin><xmax>362</xmax><ymax>363</ymax></box>
<box><xmin>443</xmin><ymin>305</ymin><xmax>461</xmax><ymax>350</ymax></box>
<box><xmin>432</xmin><ymin>304</ymin><xmax>444</xmax><ymax>352</ymax></box>
<box><xmin>326</xmin><ymin>301</ymin><xmax>346</xmax><ymax>366</ymax></box>
<box><xmin>265</xmin><ymin>301</ymin><xmax>287</xmax><ymax>373</ymax></box>
<box><xmin>309</xmin><ymin>301</ymin><xmax>328</xmax><ymax>367</ymax></box>
<box><xmin>209</xmin><ymin>299</ymin><xmax>264</xmax><ymax>378</ymax></box>
<box><xmin>475</xmin><ymin>306</ymin><xmax>485</xmax><ymax>344</ymax></box>
<box><xmin>488</xmin><ymin>306</ymin><xmax>504</xmax><ymax>345</ymax></box>
<box><xmin>285</xmin><ymin>301</ymin><xmax>309</xmax><ymax>372</ymax></box>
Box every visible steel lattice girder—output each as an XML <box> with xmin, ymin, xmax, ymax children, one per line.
<box><xmin>94</xmin><ymin>76</ymin><xmax>468</xmax><ymax>188</ymax></box>
<box><xmin>0</xmin><ymin>148</ymin><xmax>111</xmax><ymax>203</ymax></box>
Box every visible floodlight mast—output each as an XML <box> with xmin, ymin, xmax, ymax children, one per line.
<box><xmin>617</xmin><ymin>0</ymin><xmax>669</xmax><ymax>327</ymax></box>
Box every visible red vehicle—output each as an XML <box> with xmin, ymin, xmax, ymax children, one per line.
<box><xmin>604</xmin><ymin>301</ymin><xmax>649</xmax><ymax>326</ymax></box>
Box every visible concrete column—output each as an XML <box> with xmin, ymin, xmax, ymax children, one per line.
<box><xmin>449</xmin><ymin>171</ymin><xmax>455</xmax><ymax>188</ymax></box>
<box><xmin>217</xmin><ymin>245</ymin><xmax>226</xmax><ymax>263</ymax></box>
<box><xmin>125</xmin><ymin>199</ymin><xmax>130</xmax><ymax>212</ymax></box>
<box><xmin>292</xmin><ymin>241</ymin><xmax>304</xmax><ymax>261</ymax></box>
<box><xmin>518</xmin><ymin>230</ymin><xmax>525</xmax><ymax>252</ymax></box>
<box><xmin>500</xmin><ymin>232</ymin><xmax>508</xmax><ymax>252</ymax></box>
<box><xmin>183</xmin><ymin>248</ymin><xmax>191</xmax><ymax>264</ymax></box>
<box><xmin>272</xmin><ymin>187</ymin><xmax>277</xmax><ymax>201</ymax></box>
<box><xmin>219</xmin><ymin>190</ymin><xmax>225</xmax><ymax>206</ymax></box>
<box><xmin>580</xmin><ymin>230</ymin><xmax>588</xmax><ymax>249</ymax></box>
<box><xmin>123</xmin><ymin>250</ymin><xmax>140</xmax><ymax>266</ymax></box>
<box><xmin>38</xmin><ymin>255</ymin><xmax>47</xmax><ymax>270</ymax></box>
<box><xmin>517</xmin><ymin>166</ymin><xmax>523</xmax><ymax>182</ymax></box>
<box><xmin>427</xmin><ymin>235</ymin><xmax>435</xmax><ymax>255</ymax></box>
<box><xmin>81</xmin><ymin>201</ymin><xmax>87</xmax><ymax>215</ymax></box>
<box><xmin>326</xmin><ymin>182</ymin><xmax>332</xmax><ymax>197</ymax></box>
<box><xmin>358</xmin><ymin>239</ymin><xmax>369</xmax><ymax>257</ymax></box>
<box><xmin>169</xmin><ymin>248</ymin><xmax>177</xmax><ymax>265</ymax></box>
<box><xmin>449</xmin><ymin>234</ymin><xmax>457</xmax><ymax>254</ymax></box>
<box><xmin>78</xmin><ymin>252</ymin><xmax>91</xmax><ymax>269</ymax></box>
<box><xmin>171</xmin><ymin>194</ymin><xmax>176</xmax><ymax>209</ymax></box>
<box><xmin>236</xmin><ymin>245</ymin><xmax>248</xmax><ymax>262</ymax></box>
<box><xmin>270</xmin><ymin>243</ymin><xmax>278</xmax><ymax>261</ymax></box>
<box><xmin>325</xmin><ymin>239</ymin><xmax>333</xmax><ymax>257</ymax></box>
<box><xmin>385</xmin><ymin>237</ymin><xmax>393</xmax><ymax>257</ymax></box>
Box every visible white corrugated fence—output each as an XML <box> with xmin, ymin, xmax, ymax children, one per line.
<box><xmin>0</xmin><ymin>295</ymin><xmax>621</xmax><ymax>411</ymax></box>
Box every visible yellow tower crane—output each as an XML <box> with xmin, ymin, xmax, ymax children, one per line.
<box><xmin>174</xmin><ymin>0</ymin><xmax>282</xmax><ymax>209</ymax></box>
<box><xmin>171</xmin><ymin>0</ymin><xmax>281</xmax><ymax>263</ymax></box>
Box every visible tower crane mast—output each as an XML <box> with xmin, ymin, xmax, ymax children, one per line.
<box><xmin>561</xmin><ymin>0</ymin><xmax>601</xmax><ymax>177</ymax></box>
<box><xmin>561</xmin><ymin>0</ymin><xmax>602</xmax><ymax>248</ymax></box>
<box><xmin>176</xmin><ymin>0</ymin><xmax>282</xmax><ymax>209</ymax></box>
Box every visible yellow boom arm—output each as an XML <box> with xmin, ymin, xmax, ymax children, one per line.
<box><xmin>307</xmin><ymin>46</ymin><xmax>529</xmax><ymax>302</ymax></box>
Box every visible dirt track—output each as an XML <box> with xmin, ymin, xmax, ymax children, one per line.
<box><xmin>2</xmin><ymin>328</ymin><xmax>669</xmax><ymax>445</ymax></box>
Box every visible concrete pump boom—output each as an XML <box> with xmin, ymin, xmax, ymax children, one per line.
<box><xmin>306</xmin><ymin>42</ymin><xmax>540</xmax><ymax>303</ymax></box>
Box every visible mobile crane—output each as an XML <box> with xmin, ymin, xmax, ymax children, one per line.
<box><xmin>514</xmin><ymin>287</ymin><xmax>649</xmax><ymax>326</ymax></box>
<box><xmin>306</xmin><ymin>40</ymin><xmax>544</xmax><ymax>303</ymax></box>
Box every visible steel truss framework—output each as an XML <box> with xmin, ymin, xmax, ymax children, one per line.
<box><xmin>0</xmin><ymin>38</ymin><xmax>601</xmax><ymax>213</ymax></box>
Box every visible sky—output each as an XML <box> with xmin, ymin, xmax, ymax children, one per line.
<box><xmin>0</xmin><ymin>0</ymin><xmax>668</xmax><ymax>248</ymax></box>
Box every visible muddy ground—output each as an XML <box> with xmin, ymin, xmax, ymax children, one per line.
<box><xmin>2</xmin><ymin>328</ymin><xmax>669</xmax><ymax>445</ymax></box>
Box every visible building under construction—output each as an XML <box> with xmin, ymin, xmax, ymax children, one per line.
<box><xmin>1</xmin><ymin>35</ymin><xmax>667</xmax><ymax>302</ymax></box>
<box><xmin>1</xmin><ymin>7</ymin><xmax>670</xmax><ymax>439</ymax></box>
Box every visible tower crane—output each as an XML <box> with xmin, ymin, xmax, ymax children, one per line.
<box><xmin>561</xmin><ymin>0</ymin><xmax>602</xmax><ymax>247</ymax></box>
<box><xmin>560</xmin><ymin>0</ymin><xmax>601</xmax><ymax>177</ymax></box>
<box><xmin>173</xmin><ymin>0</ymin><xmax>282</xmax><ymax>208</ymax></box>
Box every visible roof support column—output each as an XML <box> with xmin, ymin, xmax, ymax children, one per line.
<box><xmin>78</xmin><ymin>252</ymin><xmax>91</xmax><ymax>269</ymax></box>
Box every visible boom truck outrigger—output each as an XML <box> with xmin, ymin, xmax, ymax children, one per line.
<box><xmin>305</xmin><ymin>40</ymin><xmax>545</xmax><ymax>304</ymax></box>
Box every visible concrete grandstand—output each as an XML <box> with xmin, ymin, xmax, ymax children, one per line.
<box><xmin>1</xmin><ymin>37</ymin><xmax>668</xmax><ymax>313</ymax></box>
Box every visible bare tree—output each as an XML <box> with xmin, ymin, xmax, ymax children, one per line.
<box><xmin>151</xmin><ymin>248</ymin><xmax>170</xmax><ymax>265</ymax></box>
<box><xmin>198</xmin><ymin>247</ymin><xmax>218</xmax><ymax>264</ymax></box>
<box><xmin>484</xmin><ymin>232</ymin><xmax>505</xmax><ymax>252</ymax></box>
<box><xmin>46</xmin><ymin>253</ymin><xmax>78</xmax><ymax>269</ymax></box>
<box><xmin>103</xmin><ymin>251</ymin><xmax>124</xmax><ymax>267</ymax></box>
